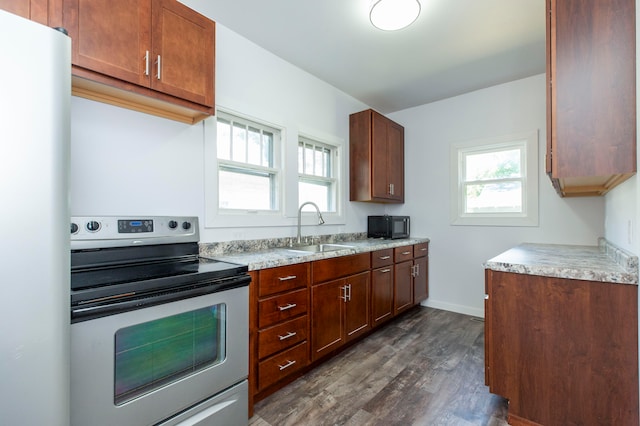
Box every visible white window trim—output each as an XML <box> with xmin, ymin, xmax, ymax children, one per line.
<box><xmin>204</xmin><ymin>108</ymin><xmax>346</xmax><ymax>228</ymax></box>
<box><xmin>450</xmin><ymin>130</ymin><xmax>539</xmax><ymax>227</ymax></box>
<box><xmin>204</xmin><ymin>108</ymin><xmax>287</xmax><ymax>228</ymax></box>
<box><xmin>297</xmin><ymin>128</ymin><xmax>346</xmax><ymax>225</ymax></box>
<box><xmin>298</xmin><ymin>136</ymin><xmax>339</xmax><ymax>213</ymax></box>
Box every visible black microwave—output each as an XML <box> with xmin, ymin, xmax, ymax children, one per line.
<box><xmin>367</xmin><ymin>215</ymin><xmax>410</xmax><ymax>239</ymax></box>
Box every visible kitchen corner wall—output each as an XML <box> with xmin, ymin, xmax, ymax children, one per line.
<box><xmin>605</xmin><ymin>6</ymin><xmax>640</xmax><ymax>416</ymax></box>
<box><xmin>604</xmin><ymin>0</ymin><xmax>640</xmax><ymax>258</ymax></box>
<box><xmin>70</xmin><ymin>23</ymin><xmax>381</xmax><ymax>243</ymax></box>
<box><xmin>387</xmin><ymin>74</ymin><xmax>605</xmax><ymax>317</ymax></box>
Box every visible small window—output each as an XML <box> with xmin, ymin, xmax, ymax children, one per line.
<box><xmin>216</xmin><ymin>112</ymin><xmax>281</xmax><ymax>212</ymax></box>
<box><xmin>450</xmin><ymin>131</ymin><xmax>538</xmax><ymax>226</ymax></box>
<box><xmin>298</xmin><ymin>137</ymin><xmax>338</xmax><ymax>212</ymax></box>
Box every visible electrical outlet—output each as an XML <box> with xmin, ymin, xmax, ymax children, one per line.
<box><xmin>628</xmin><ymin>219</ymin><xmax>633</xmax><ymax>244</ymax></box>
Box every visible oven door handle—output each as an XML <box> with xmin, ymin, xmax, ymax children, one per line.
<box><xmin>71</xmin><ymin>274</ymin><xmax>250</xmax><ymax>323</ymax></box>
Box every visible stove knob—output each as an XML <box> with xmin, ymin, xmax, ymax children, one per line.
<box><xmin>182</xmin><ymin>221</ymin><xmax>192</xmax><ymax>230</ymax></box>
<box><xmin>70</xmin><ymin>223</ymin><xmax>78</xmax><ymax>234</ymax></box>
<box><xmin>86</xmin><ymin>221</ymin><xmax>100</xmax><ymax>232</ymax></box>
<box><xmin>168</xmin><ymin>220</ymin><xmax>178</xmax><ymax>229</ymax></box>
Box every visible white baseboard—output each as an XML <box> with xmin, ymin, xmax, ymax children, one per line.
<box><xmin>420</xmin><ymin>299</ymin><xmax>484</xmax><ymax>319</ymax></box>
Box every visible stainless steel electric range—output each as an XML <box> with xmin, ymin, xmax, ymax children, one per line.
<box><xmin>70</xmin><ymin>216</ymin><xmax>250</xmax><ymax>426</ymax></box>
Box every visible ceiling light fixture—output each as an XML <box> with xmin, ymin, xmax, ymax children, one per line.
<box><xmin>370</xmin><ymin>0</ymin><xmax>421</xmax><ymax>31</ymax></box>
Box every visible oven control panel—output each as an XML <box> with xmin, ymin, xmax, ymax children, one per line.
<box><xmin>70</xmin><ymin>216</ymin><xmax>199</xmax><ymax>249</ymax></box>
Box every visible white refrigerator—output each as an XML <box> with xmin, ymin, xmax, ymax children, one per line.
<box><xmin>0</xmin><ymin>10</ymin><xmax>71</xmax><ymax>426</ymax></box>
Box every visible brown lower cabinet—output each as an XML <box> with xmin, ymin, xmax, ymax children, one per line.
<box><xmin>311</xmin><ymin>253</ymin><xmax>371</xmax><ymax>362</ymax></box>
<box><xmin>485</xmin><ymin>270</ymin><xmax>639</xmax><ymax>425</ymax></box>
<box><xmin>371</xmin><ymin>248</ymin><xmax>394</xmax><ymax>326</ymax></box>
<box><xmin>251</xmin><ymin>263</ymin><xmax>310</xmax><ymax>411</ymax></box>
<box><xmin>311</xmin><ymin>270</ymin><xmax>370</xmax><ymax>361</ymax></box>
<box><xmin>250</xmin><ymin>243</ymin><xmax>429</xmax><ymax>412</ymax></box>
<box><xmin>394</xmin><ymin>242</ymin><xmax>429</xmax><ymax>314</ymax></box>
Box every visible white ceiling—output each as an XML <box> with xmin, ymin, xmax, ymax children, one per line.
<box><xmin>180</xmin><ymin>0</ymin><xmax>546</xmax><ymax>114</ymax></box>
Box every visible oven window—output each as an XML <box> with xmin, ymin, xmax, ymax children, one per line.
<box><xmin>114</xmin><ymin>304</ymin><xmax>226</xmax><ymax>405</ymax></box>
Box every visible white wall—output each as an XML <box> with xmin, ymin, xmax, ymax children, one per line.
<box><xmin>387</xmin><ymin>74</ymin><xmax>605</xmax><ymax>317</ymax></box>
<box><xmin>70</xmin><ymin>24</ymin><xmax>384</xmax><ymax>242</ymax></box>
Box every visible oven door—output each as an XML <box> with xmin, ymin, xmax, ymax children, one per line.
<box><xmin>70</xmin><ymin>285</ymin><xmax>248</xmax><ymax>426</ymax></box>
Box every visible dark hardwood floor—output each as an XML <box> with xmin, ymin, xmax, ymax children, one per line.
<box><xmin>249</xmin><ymin>307</ymin><xmax>509</xmax><ymax>426</ymax></box>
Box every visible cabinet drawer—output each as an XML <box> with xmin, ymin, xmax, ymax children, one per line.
<box><xmin>258</xmin><ymin>315</ymin><xmax>308</xmax><ymax>360</ymax></box>
<box><xmin>312</xmin><ymin>253</ymin><xmax>370</xmax><ymax>284</ymax></box>
<box><xmin>394</xmin><ymin>245</ymin><xmax>414</xmax><ymax>262</ymax></box>
<box><xmin>371</xmin><ymin>248</ymin><xmax>394</xmax><ymax>268</ymax></box>
<box><xmin>258</xmin><ymin>341</ymin><xmax>309</xmax><ymax>392</ymax></box>
<box><xmin>258</xmin><ymin>263</ymin><xmax>309</xmax><ymax>297</ymax></box>
<box><xmin>414</xmin><ymin>243</ymin><xmax>429</xmax><ymax>258</ymax></box>
<box><xmin>258</xmin><ymin>288</ymin><xmax>308</xmax><ymax>329</ymax></box>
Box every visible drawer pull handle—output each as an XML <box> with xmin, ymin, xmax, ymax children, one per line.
<box><xmin>379</xmin><ymin>255</ymin><xmax>391</xmax><ymax>260</ymax></box>
<box><xmin>278</xmin><ymin>331</ymin><xmax>297</xmax><ymax>341</ymax></box>
<box><xmin>278</xmin><ymin>303</ymin><xmax>297</xmax><ymax>311</ymax></box>
<box><xmin>278</xmin><ymin>275</ymin><xmax>297</xmax><ymax>281</ymax></box>
<box><xmin>402</xmin><ymin>251</ymin><xmax>411</xmax><ymax>255</ymax></box>
<box><xmin>420</xmin><ymin>247</ymin><xmax>428</xmax><ymax>251</ymax></box>
<box><xmin>380</xmin><ymin>268</ymin><xmax>391</xmax><ymax>273</ymax></box>
<box><xmin>278</xmin><ymin>360</ymin><xmax>296</xmax><ymax>371</ymax></box>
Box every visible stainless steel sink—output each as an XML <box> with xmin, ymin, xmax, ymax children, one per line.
<box><xmin>287</xmin><ymin>243</ymin><xmax>354</xmax><ymax>254</ymax></box>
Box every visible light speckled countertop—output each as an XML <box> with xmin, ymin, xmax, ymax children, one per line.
<box><xmin>484</xmin><ymin>238</ymin><xmax>638</xmax><ymax>285</ymax></box>
<box><xmin>200</xmin><ymin>235</ymin><xmax>430</xmax><ymax>271</ymax></box>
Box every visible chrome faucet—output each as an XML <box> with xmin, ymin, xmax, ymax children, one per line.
<box><xmin>297</xmin><ymin>201</ymin><xmax>325</xmax><ymax>245</ymax></box>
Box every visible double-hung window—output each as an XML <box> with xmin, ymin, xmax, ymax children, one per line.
<box><xmin>298</xmin><ymin>137</ymin><xmax>338</xmax><ymax>212</ymax></box>
<box><xmin>216</xmin><ymin>112</ymin><xmax>281</xmax><ymax>212</ymax></box>
<box><xmin>450</xmin><ymin>131</ymin><xmax>538</xmax><ymax>226</ymax></box>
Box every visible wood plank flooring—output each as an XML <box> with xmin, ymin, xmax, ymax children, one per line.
<box><xmin>249</xmin><ymin>307</ymin><xmax>509</xmax><ymax>426</ymax></box>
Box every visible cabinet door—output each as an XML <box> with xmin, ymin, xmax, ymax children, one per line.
<box><xmin>371</xmin><ymin>266</ymin><xmax>393</xmax><ymax>326</ymax></box>
<box><xmin>0</xmin><ymin>0</ymin><xmax>50</xmax><ymax>23</ymax></box>
<box><xmin>371</xmin><ymin>111</ymin><xmax>391</xmax><ymax>200</ymax></box>
<box><xmin>371</xmin><ymin>111</ymin><xmax>404</xmax><ymax>202</ymax></box>
<box><xmin>151</xmin><ymin>0</ymin><xmax>214</xmax><ymax>107</ymax></box>
<box><xmin>413</xmin><ymin>256</ymin><xmax>428</xmax><ymax>303</ymax></box>
<box><xmin>63</xmin><ymin>0</ymin><xmax>151</xmax><ymax>86</ymax></box>
<box><xmin>311</xmin><ymin>279</ymin><xmax>344</xmax><ymax>361</ymax></box>
<box><xmin>344</xmin><ymin>272</ymin><xmax>370</xmax><ymax>342</ymax></box>
<box><xmin>386</xmin><ymin>119</ymin><xmax>404</xmax><ymax>202</ymax></box>
<box><xmin>394</xmin><ymin>260</ymin><xmax>413</xmax><ymax>314</ymax></box>
<box><xmin>547</xmin><ymin>0</ymin><xmax>636</xmax><ymax>195</ymax></box>
<box><xmin>0</xmin><ymin>0</ymin><xmax>30</xmax><ymax>18</ymax></box>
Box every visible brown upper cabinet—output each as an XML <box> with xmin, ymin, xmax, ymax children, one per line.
<box><xmin>63</xmin><ymin>0</ymin><xmax>215</xmax><ymax>124</ymax></box>
<box><xmin>350</xmin><ymin>109</ymin><xmax>405</xmax><ymax>203</ymax></box>
<box><xmin>546</xmin><ymin>0</ymin><xmax>636</xmax><ymax>196</ymax></box>
<box><xmin>0</xmin><ymin>0</ymin><xmax>61</xmax><ymax>25</ymax></box>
